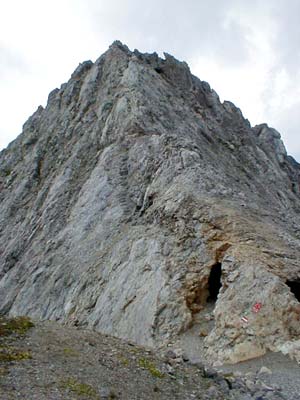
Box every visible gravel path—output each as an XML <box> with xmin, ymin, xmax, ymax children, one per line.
<box><xmin>219</xmin><ymin>352</ymin><xmax>300</xmax><ymax>400</ymax></box>
<box><xmin>177</xmin><ymin>304</ymin><xmax>300</xmax><ymax>400</ymax></box>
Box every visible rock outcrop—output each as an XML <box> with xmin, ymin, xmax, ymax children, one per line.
<box><xmin>1</xmin><ymin>41</ymin><xmax>300</xmax><ymax>364</ymax></box>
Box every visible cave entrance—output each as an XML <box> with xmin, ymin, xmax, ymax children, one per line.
<box><xmin>286</xmin><ymin>280</ymin><xmax>300</xmax><ymax>302</ymax></box>
<box><xmin>207</xmin><ymin>263</ymin><xmax>222</xmax><ymax>303</ymax></box>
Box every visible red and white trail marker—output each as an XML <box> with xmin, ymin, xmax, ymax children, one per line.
<box><xmin>241</xmin><ymin>316</ymin><xmax>249</xmax><ymax>323</ymax></box>
<box><xmin>252</xmin><ymin>302</ymin><xmax>262</xmax><ymax>313</ymax></box>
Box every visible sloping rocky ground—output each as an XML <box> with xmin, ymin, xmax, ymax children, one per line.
<box><xmin>0</xmin><ymin>316</ymin><xmax>291</xmax><ymax>400</ymax></box>
<box><xmin>0</xmin><ymin>41</ymin><xmax>300</xmax><ymax>365</ymax></box>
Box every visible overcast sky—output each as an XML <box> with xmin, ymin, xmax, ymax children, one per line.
<box><xmin>1</xmin><ymin>0</ymin><xmax>299</xmax><ymax>161</ymax></box>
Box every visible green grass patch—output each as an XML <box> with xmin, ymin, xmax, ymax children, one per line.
<box><xmin>60</xmin><ymin>377</ymin><xmax>100</xmax><ymax>399</ymax></box>
<box><xmin>0</xmin><ymin>347</ymin><xmax>32</xmax><ymax>362</ymax></box>
<box><xmin>63</xmin><ymin>347</ymin><xmax>80</xmax><ymax>357</ymax></box>
<box><xmin>0</xmin><ymin>316</ymin><xmax>34</xmax><ymax>337</ymax></box>
<box><xmin>138</xmin><ymin>358</ymin><xmax>164</xmax><ymax>379</ymax></box>
<box><xmin>121</xmin><ymin>358</ymin><xmax>129</xmax><ymax>367</ymax></box>
<box><xmin>0</xmin><ymin>366</ymin><xmax>8</xmax><ymax>376</ymax></box>
<box><xmin>118</xmin><ymin>356</ymin><xmax>129</xmax><ymax>366</ymax></box>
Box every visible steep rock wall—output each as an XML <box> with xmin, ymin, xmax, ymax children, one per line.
<box><xmin>1</xmin><ymin>41</ymin><xmax>300</xmax><ymax>364</ymax></box>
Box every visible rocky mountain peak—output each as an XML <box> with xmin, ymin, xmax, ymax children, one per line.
<box><xmin>1</xmin><ymin>42</ymin><xmax>300</xmax><ymax>366</ymax></box>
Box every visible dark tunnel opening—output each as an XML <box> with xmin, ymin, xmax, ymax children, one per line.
<box><xmin>286</xmin><ymin>280</ymin><xmax>300</xmax><ymax>302</ymax></box>
<box><xmin>207</xmin><ymin>263</ymin><xmax>222</xmax><ymax>302</ymax></box>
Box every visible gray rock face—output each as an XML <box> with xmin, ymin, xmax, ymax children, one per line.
<box><xmin>1</xmin><ymin>41</ymin><xmax>300</xmax><ymax>364</ymax></box>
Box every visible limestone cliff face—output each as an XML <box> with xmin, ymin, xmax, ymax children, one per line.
<box><xmin>1</xmin><ymin>41</ymin><xmax>300</xmax><ymax>364</ymax></box>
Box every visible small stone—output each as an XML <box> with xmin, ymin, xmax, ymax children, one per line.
<box><xmin>199</xmin><ymin>328</ymin><xmax>208</xmax><ymax>337</ymax></box>
<box><xmin>260</xmin><ymin>382</ymin><xmax>274</xmax><ymax>392</ymax></box>
<box><xmin>99</xmin><ymin>388</ymin><xmax>117</xmax><ymax>399</ymax></box>
<box><xmin>212</xmin><ymin>360</ymin><xmax>222</xmax><ymax>367</ymax></box>
<box><xmin>238</xmin><ymin>395</ymin><xmax>253</xmax><ymax>400</ymax></box>
<box><xmin>245</xmin><ymin>379</ymin><xmax>256</xmax><ymax>391</ymax></box>
<box><xmin>231</xmin><ymin>377</ymin><xmax>247</xmax><ymax>391</ymax></box>
<box><xmin>233</xmin><ymin>371</ymin><xmax>243</xmax><ymax>377</ymax></box>
<box><xmin>164</xmin><ymin>349</ymin><xmax>177</xmax><ymax>359</ymax></box>
<box><xmin>264</xmin><ymin>392</ymin><xmax>280</xmax><ymax>399</ymax></box>
<box><xmin>206</xmin><ymin>385</ymin><xmax>220</xmax><ymax>397</ymax></box>
<box><xmin>254</xmin><ymin>392</ymin><xmax>266</xmax><ymax>400</ymax></box>
<box><xmin>193</xmin><ymin>361</ymin><xmax>205</xmax><ymax>372</ymax></box>
<box><xmin>203</xmin><ymin>367</ymin><xmax>219</xmax><ymax>379</ymax></box>
<box><xmin>172</xmin><ymin>348</ymin><xmax>183</xmax><ymax>358</ymax></box>
<box><xmin>166</xmin><ymin>364</ymin><xmax>174</xmax><ymax>374</ymax></box>
<box><xmin>217</xmin><ymin>378</ymin><xmax>230</xmax><ymax>394</ymax></box>
<box><xmin>258</xmin><ymin>366</ymin><xmax>272</xmax><ymax>376</ymax></box>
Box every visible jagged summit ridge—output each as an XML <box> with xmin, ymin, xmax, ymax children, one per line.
<box><xmin>0</xmin><ymin>42</ymin><xmax>300</xmax><ymax>365</ymax></box>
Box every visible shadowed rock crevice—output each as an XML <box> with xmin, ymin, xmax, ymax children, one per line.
<box><xmin>286</xmin><ymin>280</ymin><xmax>300</xmax><ymax>302</ymax></box>
<box><xmin>207</xmin><ymin>263</ymin><xmax>222</xmax><ymax>303</ymax></box>
<box><xmin>185</xmin><ymin>263</ymin><xmax>222</xmax><ymax>317</ymax></box>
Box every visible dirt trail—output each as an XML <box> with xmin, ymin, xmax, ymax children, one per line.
<box><xmin>219</xmin><ymin>352</ymin><xmax>300</xmax><ymax>400</ymax></box>
<box><xmin>178</xmin><ymin>303</ymin><xmax>300</xmax><ymax>400</ymax></box>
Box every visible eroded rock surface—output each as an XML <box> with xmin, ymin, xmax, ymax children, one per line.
<box><xmin>1</xmin><ymin>41</ymin><xmax>300</xmax><ymax>365</ymax></box>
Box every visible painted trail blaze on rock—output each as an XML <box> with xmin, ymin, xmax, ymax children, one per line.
<box><xmin>252</xmin><ymin>302</ymin><xmax>262</xmax><ymax>313</ymax></box>
<box><xmin>0</xmin><ymin>41</ymin><xmax>300</xmax><ymax>365</ymax></box>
